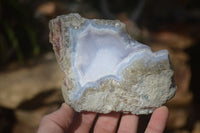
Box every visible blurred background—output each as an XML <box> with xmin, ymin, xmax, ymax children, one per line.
<box><xmin>0</xmin><ymin>0</ymin><xmax>200</xmax><ymax>132</ymax></box>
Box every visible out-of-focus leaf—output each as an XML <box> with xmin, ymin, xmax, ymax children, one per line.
<box><xmin>25</xmin><ymin>25</ymin><xmax>40</xmax><ymax>56</ymax></box>
<box><xmin>0</xmin><ymin>34</ymin><xmax>8</xmax><ymax>63</ymax></box>
<box><xmin>4</xmin><ymin>23</ymin><xmax>23</xmax><ymax>63</ymax></box>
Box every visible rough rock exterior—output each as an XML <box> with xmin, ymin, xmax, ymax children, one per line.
<box><xmin>49</xmin><ymin>13</ymin><xmax>177</xmax><ymax>114</ymax></box>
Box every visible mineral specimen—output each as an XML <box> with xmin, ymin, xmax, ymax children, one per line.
<box><xmin>49</xmin><ymin>13</ymin><xmax>177</xmax><ymax>114</ymax></box>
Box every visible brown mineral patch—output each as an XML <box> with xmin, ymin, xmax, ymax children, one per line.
<box><xmin>131</xmin><ymin>70</ymin><xmax>135</xmax><ymax>73</ymax></box>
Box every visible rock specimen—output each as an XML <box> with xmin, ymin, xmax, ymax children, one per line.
<box><xmin>49</xmin><ymin>13</ymin><xmax>177</xmax><ymax>114</ymax></box>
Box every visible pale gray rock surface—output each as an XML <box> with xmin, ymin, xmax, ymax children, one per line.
<box><xmin>49</xmin><ymin>13</ymin><xmax>177</xmax><ymax>114</ymax></box>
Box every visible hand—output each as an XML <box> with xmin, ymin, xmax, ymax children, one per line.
<box><xmin>37</xmin><ymin>103</ymin><xmax>168</xmax><ymax>133</ymax></box>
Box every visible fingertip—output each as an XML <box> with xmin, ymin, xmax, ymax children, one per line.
<box><xmin>159</xmin><ymin>106</ymin><xmax>168</xmax><ymax>112</ymax></box>
<box><xmin>145</xmin><ymin>106</ymin><xmax>169</xmax><ymax>133</ymax></box>
<box><xmin>60</xmin><ymin>103</ymin><xmax>73</xmax><ymax>113</ymax></box>
<box><xmin>154</xmin><ymin>106</ymin><xmax>169</xmax><ymax>118</ymax></box>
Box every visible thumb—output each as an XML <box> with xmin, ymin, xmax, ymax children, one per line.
<box><xmin>37</xmin><ymin>103</ymin><xmax>74</xmax><ymax>133</ymax></box>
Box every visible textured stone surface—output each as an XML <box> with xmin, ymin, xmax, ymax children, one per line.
<box><xmin>49</xmin><ymin>13</ymin><xmax>177</xmax><ymax>114</ymax></box>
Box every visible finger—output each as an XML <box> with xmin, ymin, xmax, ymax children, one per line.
<box><xmin>67</xmin><ymin>112</ymin><xmax>97</xmax><ymax>133</ymax></box>
<box><xmin>117</xmin><ymin>114</ymin><xmax>139</xmax><ymax>133</ymax></box>
<box><xmin>94</xmin><ymin>112</ymin><xmax>120</xmax><ymax>133</ymax></box>
<box><xmin>145</xmin><ymin>106</ymin><xmax>169</xmax><ymax>133</ymax></box>
<box><xmin>37</xmin><ymin>103</ymin><xmax>74</xmax><ymax>133</ymax></box>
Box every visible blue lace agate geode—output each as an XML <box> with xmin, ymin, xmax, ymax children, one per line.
<box><xmin>49</xmin><ymin>13</ymin><xmax>176</xmax><ymax>114</ymax></box>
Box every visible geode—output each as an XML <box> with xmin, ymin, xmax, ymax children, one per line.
<box><xmin>49</xmin><ymin>13</ymin><xmax>177</xmax><ymax>114</ymax></box>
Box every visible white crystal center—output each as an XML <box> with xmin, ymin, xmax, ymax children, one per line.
<box><xmin>74</xmin><ymin>25</ymin><xmax>134</xmax><ymax>87</ymax></box>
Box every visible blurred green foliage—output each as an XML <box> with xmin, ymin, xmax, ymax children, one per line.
<box><xmin>0</xmin><ymin>0</ymin><xmax>40</xmax><ymax>67</ymax></box>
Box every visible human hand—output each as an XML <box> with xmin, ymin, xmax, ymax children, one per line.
<box><xmin>37</xmin><ymin>103</ymin><xmax>168</xmax><ymax>133</ymax></box>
